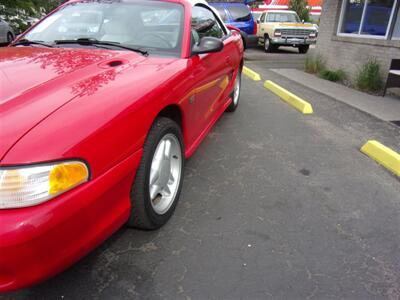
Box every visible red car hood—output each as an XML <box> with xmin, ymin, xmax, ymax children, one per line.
<box><xmin>0</xmin><ymin>47</ymin><xmax>178</xmax><ymax>162</ymax></box>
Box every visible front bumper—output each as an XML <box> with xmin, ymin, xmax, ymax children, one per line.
<box><xmin>271</xmin><ymin>37</ymin><xmax>316</xmax><ymax>46</ymax></box>
<box><xmin>0</xmin><ymin>150</ymin><xmax>142</xmax><ymax>292</ymax></box>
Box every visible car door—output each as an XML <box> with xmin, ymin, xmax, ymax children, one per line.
<box><xmin>187</xmin><ymin>5</ymin><xmax>235</xmax><ymax>142</ymax></box>
<box><xmin>258</xmin><ymin>12</ymin><xmax>266</xmax><ymax>37</ymax></box>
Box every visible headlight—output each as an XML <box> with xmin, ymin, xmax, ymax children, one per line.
<box><xmin>309</xmin><ymin>31</ymin><xmax>317</xmax><ymax>38</ymax></box>
<box><xmin>274</xmin><ymin>30</ymin><xmax>282</xmax><ymax>37</ymax></box>
<box><xmin>0</xmin><ymin>161</ymin><xmax>89</xmax><ymax>209</ymax></box>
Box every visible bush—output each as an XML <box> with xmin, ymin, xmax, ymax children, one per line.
<box><xmin>289</xmin><ymin>0</ymin><xmax>311</xmax><ymax>22</ymax></box>
<box><xmin>356</xmin><ymin>58</ymin><xmax>384</xmax><ymax>93</ymax></box>
<box><xmin>320</xmin><ymin>69</ymin><xmax>346</xmax><ymax>83</ymax></box>
<box><xmin>305</xmin><ymin>54</ymin><xmax>326</xmax><ymax>74</ymax></box>
<box><xmin>0</xmin><ymin>1</ymin><xmax>59</xmax><ymax>33</ymax></box>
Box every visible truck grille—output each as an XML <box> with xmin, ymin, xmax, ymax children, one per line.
<box><xmin>281</xmin><ymin>29</ymin><xmax>312</xmax><ymax>37</ymax></box>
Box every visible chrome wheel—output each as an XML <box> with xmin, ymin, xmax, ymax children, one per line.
<box><xmin>149</xmin><ymin>133</ymin><xmax>182</xmax><ymax>215</ymax></box>
<box><xmin>233</xmin><ymin>74</ymin><xmax>240</xmax><ymax>106</ymax></box>
<box><xmin>264</xmin><ymin>37</ymin><xmax>269</xmax><ymax>51</ymax></box>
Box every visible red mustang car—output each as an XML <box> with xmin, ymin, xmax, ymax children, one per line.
<box><xmin>0</xmin><ymin>0</ymin><xmax>243</xmax><ymax>292</ymax></box>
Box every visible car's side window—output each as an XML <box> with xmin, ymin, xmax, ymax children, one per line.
<box><xmin>260</xmin><ymin>13</ymin><xmax>266</xmax><ymax>23</ymax></box>
<box><xmin>192</xmin><ymin>5</ymin><xmax>224</xmax><ymax>45</ymax></box>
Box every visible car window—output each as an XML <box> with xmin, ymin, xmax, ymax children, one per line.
<box><xmin>227</xmin><ymin>5</ymin><xmax>252</xmax><ymax>22</ymax></box>
<box><xmin>214</xmin><ymin>6</ymin><xmax>228</xmax><ymax>22</ymax></box>
<box><xmin>252</xmin><ymin>12</ymin><xmax>262</xmax><ymax>21</ymax></box>
<box><xmin>260</xmin><ymin>12</ymin><xmax>266</xmax><ymax>22</ymax></box>
<box><xmin>192</xmin><ymin>5</ymin><xmax>224</xmax><ymax>44</ymax></box>
<box><xmin>266</xmin><ymin>13</ymin><xmax>300</xmax><ymax>23</ymax></box>
<box><xmin>23</xmin><ymin>0</ymin><xmax>184</xmax><ymax>57</ymax></box>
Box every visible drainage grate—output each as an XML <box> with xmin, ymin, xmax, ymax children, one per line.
<box><xmin>391</xmin><ymin>120</ymin><xmax>400</xmax><ymax>127</ymax></box>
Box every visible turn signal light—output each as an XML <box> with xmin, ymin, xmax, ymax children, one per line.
<box><xmin>0</xmin><ymin>161</ymin><xmax>89</xmax><ymax>209</ymax></box>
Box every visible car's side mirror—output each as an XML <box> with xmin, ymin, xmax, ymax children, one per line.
<box><xmin>257</xmin><ymin>19</ymin><xmax>260</xmax><ymax>24</ymax></box>
<box><xmin>192</xmin><ymin>37</ymin><xmax>223</xmax><ymax>55</ymax></box>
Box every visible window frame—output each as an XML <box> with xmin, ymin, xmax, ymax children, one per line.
<box><xmin>390</xmin><ymin>3</ymin><xmax>400</xmax><ymax>40</ymax></box>
<box><xmin>191</xmin><ymin>4</ymin><xmax>228</xmax><ymax>40</ymax></box>
<box><xmin>337</xmin><ymin>0</ymin><xmax>399</xmax><ymax>40</ymax></box>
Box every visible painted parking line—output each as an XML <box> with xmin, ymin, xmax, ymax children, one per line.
<box><xmin>361</xmin><ymin>140</ymin><xmax>400</xmax><ymax>176</ymax></box>
<box><xmin>243</xmin><ymin>66</ymin><xmax>261</xmax><ymax>81</ymax></box>
<box><xmin>263</xmin><ymin>80</ymin><xmax>313</xmax><ymax>114</ymax></box>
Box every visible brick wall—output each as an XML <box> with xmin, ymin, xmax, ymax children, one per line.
<box><xmin>315</xmin><ymin>0</ymin><xmax>400</xmax><ymax>82</ymax></box>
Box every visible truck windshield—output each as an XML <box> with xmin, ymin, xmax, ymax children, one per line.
<box><xmin>266</xmin><ymin>13</ymin><xmax>301</xmax><ymax>23</ymax></box>
<box><xmin>23</xmin><ymin>0</ymin><xmax>184</xmax><ymax>56</ymax></box>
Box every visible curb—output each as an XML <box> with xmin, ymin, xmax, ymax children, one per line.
<box><xmin>361</xmin><ymin>140</ymin><xmax>400</xmax><ymax>176</ymax></box>
<box><xmin>243</xmin><ymin>66</ymin><xmax>261</xmax><ymax>81</ymax></box>
<box><xmin>263</xmin><ymin>80</ymin><xmax>313</xmax><ymax>114</ymax></box>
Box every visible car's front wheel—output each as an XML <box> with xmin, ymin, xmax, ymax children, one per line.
<box><xmin>264</xmin><ymin>35</ymin><xmax>275</xmax><ymax>53</ymax></box>
<box><xmin>6</xmin><ymin>32</ymin><xmax>13</xmax><ymax>44</ymax></box>
<box><xmin>298</xmin><ymin>45</ymin><xmax>309</xmax><ymax>54</ymax></box>
<box><xmin>226</xmin><ymin>69</ymin><xmax>241</xmax><ymax>112</ymax></box>
<box><xmin>128</xmin><ymin>117</ymin><xmax>184</xmax><ymax>230</ymax></box>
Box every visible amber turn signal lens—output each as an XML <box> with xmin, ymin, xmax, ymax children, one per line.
<box><xmin>49</xmin><ymin>163</ymin><xmax>88</xmax><ymax>195</ymax></box>
<box><xmin>0</xmin><ymin>161</ymin><xmax>89</xmax><ymax>209</ymax></box>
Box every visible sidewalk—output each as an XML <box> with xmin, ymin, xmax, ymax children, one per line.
<box><xmin>269</xmin><ymin>68</ymin><xmax>400</xmax><ymax>122</ymax></box>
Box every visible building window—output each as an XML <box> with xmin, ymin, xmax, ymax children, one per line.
<box><xmin>338</xmin><ymin>0</ymin><xmax>398</xmax><ymax>38</ymax></box>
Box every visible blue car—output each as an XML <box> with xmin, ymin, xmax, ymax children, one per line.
<box><xmin>209</xmin><ymin>2</ymin><xmax>258</xmax><ymax>48</ymax></box>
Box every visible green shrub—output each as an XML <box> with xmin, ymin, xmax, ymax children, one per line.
<box><xmin>356</xmin><ymin>58</ymin><xmax>383</xmax><ymax>93</ymax></box>
<box><xmin>289</xmin><ymin>0</ymin><xmax>311</xmax><ymax>22</ymax></box>
<box><xmin>305</xmin><ymin>54</ymin><xmax>326</xmax><ymax>74</ymax></box>
<box><xmin>320</xmin><ymin>69</ymin><xmax>346</xmax><ymax>83</ymax></box>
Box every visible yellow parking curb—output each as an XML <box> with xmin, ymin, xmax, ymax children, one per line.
<box><xmin>361</xmin><ymin>140</ymin><xmax>400</xmax><ymax>176</ymax></box>
<box><xmin>243</xmin><ymin>66</ymin><xmax>261</xmax><ymax>81</ymax></box>
<box><xmin>263</xmin><ymin>80</ymin><xmax>313</xmax><ymax>114</ymax></box>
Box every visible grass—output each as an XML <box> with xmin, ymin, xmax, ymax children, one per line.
<box><xmin>319</xmin><ymin>69</ymin><xmax>346</xmax><ymax>83</ymax></box>
<box><xmin>355</xmin><ymin>58</ymin><xmax>384</xmax><ymax>93</ymax></box>
<box><xmin>305</xmin><ymin>54</ymin><xmax>326</xmax><ymax>74</ymax></box>
<box><xmin>305</xmin><ymin>55</ymin><xmax>384</xmax><ymax>94</ymax></box>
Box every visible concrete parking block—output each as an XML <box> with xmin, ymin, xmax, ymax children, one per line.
<box><xmin>243</xmin><ymin>66</ymin><xmax>261</xmax><ymax>81</ymax></box>
<box><xmin>361</xmin><ymin>140</ymin><xmax>400</xmax><ymax>176</ymax></box>
<box><xmin>263</xmin><ymin>80</ymin><xmax>313</xmax><ymax>114</ymax></box>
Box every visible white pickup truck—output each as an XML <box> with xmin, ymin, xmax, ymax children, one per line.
<box><xmin>256</xmin><ymin>10</ymin><xmax>317</xmax><ymax>53</ymax></box>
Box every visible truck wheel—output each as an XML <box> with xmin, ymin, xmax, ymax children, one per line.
<box><xmin>299</xmin><ymin>45</ymin><xmax>309</xmax><ymax>54</ymax></box>
<box><xmin>264</xmin><ymin>35</ymin><xmax>274</xmax><ymax>53</ymax></box>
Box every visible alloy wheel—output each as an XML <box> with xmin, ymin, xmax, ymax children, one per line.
<box><xmin>149</xmin><ymin>133</ymin><xmax>182</xmax><ymax>215</ymax></box>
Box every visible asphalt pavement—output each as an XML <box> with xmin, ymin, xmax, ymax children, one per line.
<box><xmin>2</xmin><ymin>49</ymin><xmax>400</xmax><ymax>300</ymax></box>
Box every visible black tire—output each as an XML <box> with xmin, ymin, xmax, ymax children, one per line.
<box><xmin>226</xmin><ymin>69</ymin><xmax>241</xmax><ymax>113</ymax></box>
<box><xmin>240</xmin><ymin>34</ymin><xmax>247</xmax><ymax>50</ymax></box>
<box><xmin>264</xmin><ymin>35</ymin><xmax>275</xmax><ymax>53</ymax></box>
<box><xmin>128</xmin><ymin>117</ymin><xmax>184</xmax><ymax>230</ymax></box>
<box><xmin>299</xmin><ymin>45</ymin><xmax>309</xmax><ymax>54</ymax></box>
<box><xmin>6</xmin><ymin>32</ymin><xmax>13</xmax><ymax>44</ymax></box>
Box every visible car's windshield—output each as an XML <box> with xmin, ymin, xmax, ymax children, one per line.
<box><xmin>266</xmin><ymin>13</ymin><xmax>300</xmax><ymax>23</ymax></box>
<box><xmin>227</xmin><ymin>6</ymin><xmax>252</xmax><ymax>22</ymax></box>
<box><xmin>252</xmin><ymin>12</ymin><xmax>262</xmax><ymax>21</ymax></box>
<box><xmin>23</xmin><ymin>0</ymin><xmax>184</xmax><ymax>56</ymax></box>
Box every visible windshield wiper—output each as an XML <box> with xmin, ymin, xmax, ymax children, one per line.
<box><xmin>12</xmin><ymin>39</ymin><xmax>54</xmax><ymax>48</ymax></box>
<box><xmin>54</xmin><ymin>38</ymin><xmax>148</xmax><ymax>56</ymax></box>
